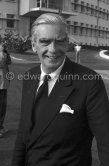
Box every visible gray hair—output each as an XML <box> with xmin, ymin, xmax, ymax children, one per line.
<box><xmin>31</xmin><ymin>13</ymin><xmax>67</xmax><ymax>40</ymax></box>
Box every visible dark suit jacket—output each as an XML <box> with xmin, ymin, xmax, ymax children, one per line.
<box><xmin>12</xmin><ymin>57</ymin><xmax>109</xmax><ymax>166</ymax></box>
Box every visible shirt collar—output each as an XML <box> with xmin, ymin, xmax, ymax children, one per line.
<box><xmin>40</xmin><ymin>57</ymin><xmax>66</xmax><ymax>81</ymax></box>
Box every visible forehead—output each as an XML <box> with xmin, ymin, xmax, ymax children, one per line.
<box><xmin>36</xmin><ymin>24</ymin><xmax>67</xmax><ymax>39</ymax></box>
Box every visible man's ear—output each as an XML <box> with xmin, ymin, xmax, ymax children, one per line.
<box><xmin>32</xmin><ymin>41</ymin><xmax>37</xmax><ymax>53</ymax></box>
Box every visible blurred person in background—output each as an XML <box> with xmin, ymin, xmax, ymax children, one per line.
<box><xmin>0</xmin><ymin>44</ymin><xmax>11</xmax><ymax>138</ymax></box>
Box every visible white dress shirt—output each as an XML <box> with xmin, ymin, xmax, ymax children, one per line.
<box><xmin>37</xmin><ymin>58</ymin><xmax>65</xmax><ymax>95</ymax></box>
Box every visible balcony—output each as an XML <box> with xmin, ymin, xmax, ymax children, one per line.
<box><xmin>20</xmin><ymin>0</ymin><xmax>77</xmax><ymax>18</ymax></box>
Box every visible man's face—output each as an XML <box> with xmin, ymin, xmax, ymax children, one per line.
<box><xmin>32</xmin><ymin>24</ymin><xmax>68</xmax><ymax>73</ymax></box>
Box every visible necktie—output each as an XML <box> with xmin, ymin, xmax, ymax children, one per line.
<box><xmin>32</xmin><ymin>75</ymin><xmax>51</xmax><ymax>126</ymax></box>
<box><xmin>36</xmin><ymin>75</ymin><xmax>50</xmax><ymax>99</ymax></box>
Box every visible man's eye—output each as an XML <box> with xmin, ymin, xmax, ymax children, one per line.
<box><xmin>40</xmin><ymin>40</ymin><xmax>50</xmax><ymax>45</ymax></box>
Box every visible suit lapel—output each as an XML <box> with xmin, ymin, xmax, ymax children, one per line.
<box><xmin>23</xmin><ymin>66</ymin><xmax>41</xmax><ymax>130</ymax></box>
<box><xmin>27</xmin><ymin>57</ymin><xmax>78</xmax><ymax>149</ymax></box>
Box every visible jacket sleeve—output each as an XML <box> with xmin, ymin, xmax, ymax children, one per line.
<box><xmin>11</xmin><ymin>79</ymin><xmax>26</xmax><ymax>166</ymax></box>
<box><xmin>4</xmin><ymin>50</ymin><xmax>11</xmax><ymax>65</ymax></box>
<box><xmin>86</xmin><ymin>76</ymin><xmax>109</xmax><ymax>166</ymax></box>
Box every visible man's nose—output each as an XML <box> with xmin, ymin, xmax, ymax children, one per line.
<box><xmin>48</xmin><ymin>41</ymin><xmax>57</xmax><ymax>53</ymax></box>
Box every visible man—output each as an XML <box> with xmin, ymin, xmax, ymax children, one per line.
<box><xmin>12</xmin><ymin>13</ymin><xmax>109</xmax><ymax>166</ymax></box>
<box><xmin>0</xmin><ymin>44</ymin><xmax>11</xmax><ymax>137</ymax></box>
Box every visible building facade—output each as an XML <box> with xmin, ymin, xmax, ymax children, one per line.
<box><xmin>0</xmin><ymin>0</ymin><xmax>109</xmax><ymax>46</ymax></box>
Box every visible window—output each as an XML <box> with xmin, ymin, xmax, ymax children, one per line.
<box><xmin>81</xmin><ymin>23</ymin><xmax>84</xmax><ymax>26</ymax></box>
<box><xmin>86</xmin><ymin>24</ymin><xmax>89</xmax><ymax>27</ymax></box>
<box><xmin>86</xmin><ymin>27</ymin><xmax>88</xmax><ymax>35</ymax></box>
<box><xmin>66</xmin><ymin>21</ymin><xmax>70</xmax><ymax>24</ymax></box>
<box><xmin>74</xmin><ymin>22</ymin><xmax>78</xmax><ymax>34</ymax></box>
<box><xmin>6</xmin><ymin>14</ymin><xmax>15</xmax><ymax>28</ymax></box>
<box><xmin>36</xmin><ymin>0</ymin><xmax>41</xmax><ymax>7</ymax></box>
<box><xmin>42</xmin><ymin>0</ymin><xmax>48</xmax><ymax>8</ymax></box>
<box><xmin>81</xmin><ymin>2</ymin><xmax>86</xmax><ymax>13</ymax></box>
<box><xmin>80</xmin><ymin>27</ymin><xmax>84</xmax><ymax>35</ymax></box>
<box><xmin>89</xmin><ymin>28</ymin><xmax>92</xmax><ymax>36</ymax></box>
<box><xmin>74</xmin><ymin>22</ymin><xmax>78</xmax><ymax>26</ymax></box>
<box><xmin>7</xmin><ymin>20</ymin><xmax>14</xmax><ymax>28</ymax></box>
<box><xmin>7</xmin><ymin>14</ymin><xmax>14</xmax><ymax>19</ymax></box>
<box><xmin>74</xmin><ymin>4</ymin><xmax>78</xmax><ymax>11</ymax></box>
<box><xmin>48</xmin><ymin>0</ymin><xmax>57</xmax><ymax>9</ymax></box>
<box><xmin>5</xmin><ymin>0</ymin><xmax>15</xmax><ymax>2</ymax></box>
<box><xmin>74</xmin><ymin>0</ymin><xmax>78</xmax><ymax>3</ymax></box>
<box><xmin>80</xmin><ymin>23</ymin><xmax>85</xmax><ymax>35</ymax></box>
<box><xmin>36</xmin><ymin>0</ymin><xmax>56</xmax><ymax>9</ymax></box>
<box><xmin>86</xmin><ymin>7</ymin><xmax>91</xmax><ymax>15</ymax></box>
<box><xmin>81</xmin><ymin>1</ymin><xmax>84</xmax><ymax>5</ymax></box>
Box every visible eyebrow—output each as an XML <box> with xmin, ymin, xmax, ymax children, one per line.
<box><xmin>39</xmin><ymin>38</ymin><xmax>51</xmax><ymax>42</ymax></box>
<box><xmin>39</xmin><ymin>37</ymin><xmax>66</xmax><ymax>42</ymax></box>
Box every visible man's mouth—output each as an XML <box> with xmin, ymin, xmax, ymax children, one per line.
<box><xmin>46</xmin><ymin>55</ymin><xmax>59</xmax><ymax>59</ymax></box>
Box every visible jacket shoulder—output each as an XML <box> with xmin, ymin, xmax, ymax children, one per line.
<box><xmin>68</xmin><ymin>58</ymin><xmax>98</xmax><ymax>75</ymax></box>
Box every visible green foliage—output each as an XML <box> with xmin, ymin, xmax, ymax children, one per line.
<box><xmin>2</xmin><ymin>30</ymin><xmax>32</xmax><ymax>53</ymax></box>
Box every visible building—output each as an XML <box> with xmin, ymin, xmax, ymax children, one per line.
<box><xmin>0</xmin><ymin>0</ymin><xmax>19</xmax><ymax>36</ymax></box>
<box><xmin>0</xmin><ymin>0</ymin><xmax>109</xmax><ymax>47</ymax></box>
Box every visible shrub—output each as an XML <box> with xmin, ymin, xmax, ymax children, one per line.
<box><xmin>2</xmin><ymin>30</ymin><xmax>13</xmax><ymax>50</ymax></box>
<box><xmin>12</xmin><ymin>34</ymin><xmax>31</xmax><ymax>53</ymax></box>
<box><xmin>2</xmin><ymin>30</ymin><xmax>31</xmax><ymax>53</ymax></box>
